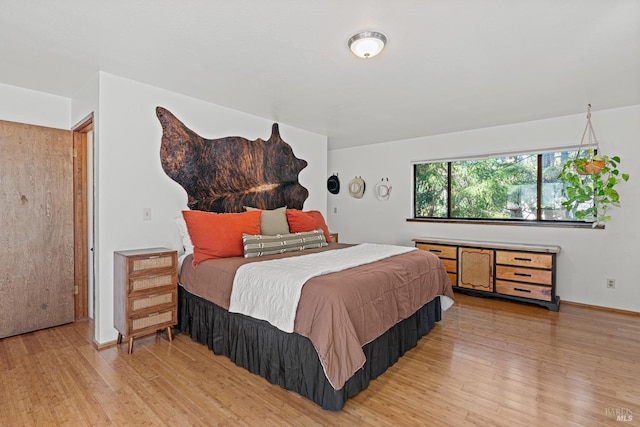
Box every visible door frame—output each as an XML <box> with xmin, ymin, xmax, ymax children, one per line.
<box><xmin>73</xmin><ymin>114</ymin><xmax>94</xmax><ymax>320</ymax></box>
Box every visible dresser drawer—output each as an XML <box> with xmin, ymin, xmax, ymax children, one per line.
<box><xmin>440</xmin><ymin>259</ymin><xmax>457</xmax><ymax>274</ymax></box>
<box><xmin>129</xmin><ymin>273</ymin><xmax>175</xmax><ymax>293</ymax></box>
<box><xmin>416</xmin><ymin>243</ymin><xmax>457</xmax><ymax>259</ymax></box>
<box><xmin>447</xmin><ymin>273</ymin><xmax>457</xmax><ymax>287</ymax></box>
<box><xmin>495</xmin><ymin>265</ymin><xmax>552</xmax><ymax>285</ymax></box>
<box><xmin>130</xmin><ymin>310</ymin><xmax>175</xmax><ymax>332</ymax></box>
<box><xmin>495</xmin><ymin>251</ymin><xmax>552</xmax><ymax>269</ymax></box>
<box><xmin>131</xmin><ymin>253</ymin><xmax>175</xmax><ymax>272</ymax></box>
<box><xmin>130</xmin><ymin>291</ymin><xmax>175</xmax><ymax>312</ymax></box>
<box><xmin>496</xmin><ymin>280</ymin><xmax>552</xmax><ymax>302</ymax></box>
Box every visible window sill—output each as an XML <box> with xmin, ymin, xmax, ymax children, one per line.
<box><xmin>406</xmin><ymin>218</ymin><xmax>602</xmax><ymax>229</ymax></box>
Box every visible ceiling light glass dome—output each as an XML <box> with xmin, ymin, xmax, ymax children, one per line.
<box><xmin>348</xmin><ymin>31</ymin><xmax>387</xmax><ymax>59</ymax></box>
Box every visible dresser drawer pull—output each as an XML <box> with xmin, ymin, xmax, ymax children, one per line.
<box><xmin>513</xmin><ymin>287</ymin><xmax>532</xmax><ymax>293</ymax></box>
<box><xmin>514</xmin><ymin>272</ymin><xmax>532</xmax><ymax>277</ymax></box>
<box><xmin>429</xmin><ymin>249</ymin><xmax>442</xmax><ymax>253</ymax></box>
<box><xmin>148</xmin><ymin>255</ymin><xmax>160</xmax><ymax>259</ymax></box>
<box><xmin>514</xmin><ymin>257</ymin><xmax>532</xmax><ymax>262</ymax></box>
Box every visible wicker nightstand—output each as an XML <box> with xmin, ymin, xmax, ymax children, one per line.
<box><xmin>114</xmin><ymin>248</ymin><xmax>178</xmax><ymax>353</ymax></box>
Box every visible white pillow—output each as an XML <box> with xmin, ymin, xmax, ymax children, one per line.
<box><xmin>174</xmin><ymin>216</ymin><xmax>194</xmax><ymax>255</ymax></box>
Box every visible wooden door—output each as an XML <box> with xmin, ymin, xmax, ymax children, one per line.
<box><xmin>0</xmin><ymin>119</ymin><xmax>74</xmax><ymax>338</ymax></box>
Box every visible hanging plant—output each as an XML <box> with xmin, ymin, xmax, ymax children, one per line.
<box><xmin>558</xmin><ymin>106</ymin><xmax>630</xmax><ymax>227</ymax></box>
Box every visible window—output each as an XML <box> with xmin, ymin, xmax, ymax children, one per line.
<box><xmin>413</xmin><ymin>149</ymin><xmax>590</xmax><ymax>223</ymax></box>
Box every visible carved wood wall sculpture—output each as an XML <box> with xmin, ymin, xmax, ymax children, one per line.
<box><xmin>156</xmin><ymin>107</ymin><xmax>308</xmax><ymax>213</ymax></box>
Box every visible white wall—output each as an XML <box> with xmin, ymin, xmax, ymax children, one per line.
<box><xmin>91</xmin><ymin>73</ymin><xmax>327</xmax><ymax>343</ymax></box>
<box><xmin>0</xmin><ymin>75</ymin><xmax>328</xmax><ymax>345</ymax></box>
<box><xmin>71</xmin><ymin>73</ymin><xmax>99</xmax><ymax>127</ymax></box>
<box><xmin>0</xmin><ymin>83</ymin><xmax>70</xmax><ymax>129</ymax></box>
<box><xmin>327</xmin><ymin>105</ymin><xmax>640</xmax><ymax>312</ymax></box>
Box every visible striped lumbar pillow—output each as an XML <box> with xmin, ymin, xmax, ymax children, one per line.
<box><xmin>242</xmin><ymin>229</ymin><xmax>327</xmax><ymax>258</ymax></box>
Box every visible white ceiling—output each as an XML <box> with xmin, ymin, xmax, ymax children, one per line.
<box><xmin>1</xmin><ymin>0</ymin><xmax>638</xmax><ymax>149</ymax></box>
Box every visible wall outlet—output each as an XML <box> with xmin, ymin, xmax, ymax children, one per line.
<box><xmin>606</xmin><ymin>278</ymin><xmax>615</xmax><ymax>289</ymax></box>
<box><xmin>143</xmin><ymin>208</ymin><xmax>152</xmax><ymax>221</ymax></box>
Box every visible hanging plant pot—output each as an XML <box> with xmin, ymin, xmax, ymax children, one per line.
<box><xmin>558</xmin><ymin>105</ymin><xmax>630</xmax><ymax>227</ymax></box>
<box><xmin>576</xmin><ymin>159</ymin><xmax>605</xmax><ymax>175</ymax></box>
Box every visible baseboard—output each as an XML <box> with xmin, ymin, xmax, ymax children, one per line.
<box><xmin>561</xmin><ymin>300</ymin><xmax>640</xmax><ymax>316</ymax></box>
<box><xmin>93</xmin><ymin>339</ymin><xmax>118</xmax><ymax>350</ymax></box>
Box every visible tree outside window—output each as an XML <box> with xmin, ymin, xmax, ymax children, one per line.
<box><xmin>414</xmin><ymin>150</ymin><xmax>587</xmax><ymax>222</ymax></box>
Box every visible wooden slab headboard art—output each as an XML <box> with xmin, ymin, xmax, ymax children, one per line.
<box><xmin>156</xmin><ymin>107</ymin><xmax>309</xmax><ymax>213</ymax></box>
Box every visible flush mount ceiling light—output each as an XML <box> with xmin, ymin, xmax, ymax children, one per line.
<box><xmin>348</xmin><ymin>31</ymin><xmax>387</xmax><ymax>59</ymax></box>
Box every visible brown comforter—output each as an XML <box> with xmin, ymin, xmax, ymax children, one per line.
<box><xmin>179</xmin><ymin>243</ymin><xmax>454</xmax><ymax>390</ymax></box>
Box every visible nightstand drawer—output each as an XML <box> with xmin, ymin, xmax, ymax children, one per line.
<box><xmin>496</xmin><ymin>280</ymin><xmax>552</xmax><ymax>301</ymax></box>
<box><xmin>131</xmin><ymin>254</ymin><xmax>174</xmax><ymax>271</ymax></box>
<box><xmin>131</xmin><ymin>310</ymin><xmax>175</xmax><ymax>332</ymax></box>
<box><xmin>496</xmin><ymin>251</ymin><xmax>552</xmax><ymax>269</ymax></box>
<box><xmin>416</xmin><ymin>243</ymin><xmax>457</xmax><ymax>259</ymax></box>
<box><xmin>131</xmin><ymin>291</ymin><xmax>175</xmax><ymax>311</ymax></box>
<box><xmin>495</xmin><ymin>265</ymin><xmax>552</xmax><ymax>285</ymax></box>
<box><xmin>130</xmin><ymin>273</ymin><xmax>174</xmax><ymax>293</ymax></box>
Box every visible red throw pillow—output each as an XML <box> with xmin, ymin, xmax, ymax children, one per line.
<box><xmin>182</xmin><ymin>210</ymin><xmax>261</xmax><ymax>266</ymax></box>
<box><xmin>286</xmin><ymin>209</ymin><xmax>331</xmax><ymax>242</ymax></box>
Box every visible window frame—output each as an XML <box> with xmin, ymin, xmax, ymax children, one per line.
<box><xmin>410</xmin><ymin>147</ymin><xmax>599</xmax><ymax>228</ymax></box>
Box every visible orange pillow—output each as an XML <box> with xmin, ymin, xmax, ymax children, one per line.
<box><xmin>286</xmin><ymin>209</ymin><xmax>331</xmax><ymax>242</ymax></box>
<box><xmin>182</xmin><ymin>210</ymin><xmax>262</xmax><ymax>266</ymax></box>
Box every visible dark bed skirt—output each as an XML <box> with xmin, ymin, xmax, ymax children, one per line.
<box><xmin>177</xmin><ymin>286</ymin><xmax>442</xmax><ymax>410</ymax></box>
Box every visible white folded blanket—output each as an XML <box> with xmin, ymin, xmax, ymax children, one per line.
<box><xmin>228</xmin><ymin>243</ymin><xmax>417</xmax><ymax>333</ymax></box>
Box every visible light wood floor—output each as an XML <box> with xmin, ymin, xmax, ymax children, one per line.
<box><xmin>1</xmin><ymin>294</ymin><xmax>638</xmax><ymax>426</ymax></box>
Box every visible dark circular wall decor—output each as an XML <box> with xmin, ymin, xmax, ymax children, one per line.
<box><xmin>327</xmin><ymin>174</ymin><xmax>340</xmax><ymax>194</ymax></box>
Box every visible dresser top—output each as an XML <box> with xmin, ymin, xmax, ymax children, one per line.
<box><xmin>413</xmin><ymin>237</ymin><xmax>561</xmax><ymax>254</ymax></box>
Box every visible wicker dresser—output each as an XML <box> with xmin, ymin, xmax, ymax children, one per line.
<box><xmin>114</xmin><ymin>248</ymin><xmax>178</xmax><ymax>353</ymax></box>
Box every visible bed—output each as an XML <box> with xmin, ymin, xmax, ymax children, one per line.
<box><xmin>157</xmin><ymin>107</ymin><xmax>454</xmax><ymax>410</ymax></box>
<box><xmin>176</xmin><ymin>241</ymin><xmax>453</xmax><ymax>410</ymax></box>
